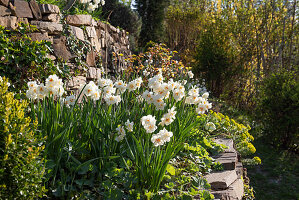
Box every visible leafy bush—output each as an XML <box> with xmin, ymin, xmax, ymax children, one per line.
<box><xmin>0</xmin><ymin>24</ymin><xmax>59</xmax><ymax>90</ymax></box>
<box><xmin>258</xmin><ymin>69</ymin><xmax>299</xmax><ymax>151</ymax></box>
<box><xmin>0</xmin><ymin>77</ymin><xmax>46</xmax><ymax>199</ymax></box>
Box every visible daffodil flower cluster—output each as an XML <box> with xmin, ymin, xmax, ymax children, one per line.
<box><xmin>151</xmin><ymin>128</ymin><xmax>173</xmax><ymax>147</ymax></box>
<box><xmin>79</xmin><ymin>0</ymin><xmax>105</xmax><ymax>12</ymax></box>
<box><xmin>114</xmin><ymin>120</ymin><xmax>134</xmax><ymax>142</ymax></box>
<box><xmin>26</xmin><ymin>75</ymin><xmax>64</xmax><ymax>100</ymax></box>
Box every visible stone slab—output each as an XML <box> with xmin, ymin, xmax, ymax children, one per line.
<box><xmin>212</xmin><ymin>178</ymin><xmax>244</xmax><ymax>200</ymax></box>
<box><xmin>236</xmin><ymin>162</ymin><xmax>243</xmax><ymax>178</ymax></box>
<box><xmin>0</xmin><ymin>0</ymin><xmax>9</xmax><ymax>7</ymax></box>
<box><xmin>0</xmin><ymin>5</ymin><xmax>10</xmax><ymax>16</ymax></box>
<box><xmin>42</xmin><ymin>13</ymin><xmax>60</xmax><ymax>22</ymax></box>
<box><xmin>29</xmin><ymin>0</ymin><xmax>42</xmax><ymax>20</ymax></box>
<box><xmin>205</xmin><ymin>170</ymin><xmax>238</xmax><ymax>190</ymax></box>
<box><xmin>214</xmin><ymin>152</ymin><xmax>237</xmax><ymax>170</ymax></box>
<box><xmin>69</xmin><ymin>25</ymin><xmax>85</xmax><ymax>40</ymax></box>
<box><xmin>0</xmin><ymin>16</ymin><xmax>28</xmax><ymax>30</ymax></box>
<box><xmin>30</xmin><ymin>21</ymin><xmax>63</xmax><ymax>34</ymax></box>
<box><xmin>52</xmin><ymin>36</ymin><xmax>72</xmax><ymax>61</ymax></box>
<box><xmin>214</xmin><ymin>138</ymin><xmax>236</xmax><ymax>153</ymax></box>
<box><xmin>67</xmin><ymin>75</ymin><xmax>86</xmax><ymax>89</ymax></box>
<box><xmin>86</xmin><ymin>26</ymin><xmax>96</xmax><ymax>38</ymax></box>
<box><xmin>28</xmin><ymin>32</ymin><xmax>53</xmax><ymax>43</ymax></box>
<box><xmin>39</xmin><ymin>4</ymin><xmax>60</xmax><ymax>14</ymax></box>
<box><xmin>66</xmin><ymin>14</ymin><xmax>92</xmax><ymax>26</ymax></box>
<box><xmin>86</xmin><ymin>51</ymin><xmax>96</xmax><ymax>67</ymax></box>
<box><xmin>13</xmin><ymin>0</ymin><xmax>33</xmax><ymax>18</ymax></box>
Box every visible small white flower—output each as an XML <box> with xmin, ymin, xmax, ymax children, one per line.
<box><xmin>125</xmin><ymin>120</ymin><xmax>134</xmax><ymax>132</ymax></box>
<box><xmin>151</xmin><ymin>134</ymin><xmax>164</xmax><ymax>147</ymax></box>
<box><xmin>159</xmin><ymin>128</ymin><xmax>173</xmax><ymax>143</ymax></box>
<box><xmin>141</xmin><ymin>115</ymin><xmax>157</xmax><ymax>133</ymax></box>
<box><xmin>205</xmin><ymin>122</ymin><xmax>216</xmax><ymax>131</ymax></box>
<box><xmin>202</xmin><ymin>92</ymin><xmax>209</xmax><ymax>99</ymax></box>
<box><xmin>187</xmin><ymin>71</ymin><xmax>194</xmax><ymax>78</ymax></box>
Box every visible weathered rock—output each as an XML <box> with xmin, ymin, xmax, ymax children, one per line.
<box><xmin>205</xmin><ymin>170</ymin><xmax>238</xmax><ymax>190</ymax></box>
<box><xmin>214</xmin><ymin>152</ymin><xmax>237</xmax><ymax>170</ymax></box>
<box><xmin>52</xmin><ymin>36</ymin><xmax>72</xmax><ymax>61</ymax></box>
<box><xmin>66</xmin><ymin>14</ymin><xmax>92</xmax><ymax>26</ymax></box>
<box><xmin>67</xmin><ymin>75</ymin><xmax>86</xmax><ymax>89</ymax></box>
<box><xmin>90</xmin><ymin>37</ymin><xmax>101</xmax><ymax>52</ymax></box>
<box><xmin>13</xmin><ymin>0</ymin><xmax>33</xmax><ymax>18</ymax></box>
<box><xmin>29</xmin><ymin>0</ymin><xmax>42</xmax><ymax>20</ymax></box>
<box><xmin>86</xmin><ymin>26</ymin><xmax>96</xmax><ymax>38</ymax></box>
<box><xmin>97</xmin><ymin>20</ymin><xmax>106</xmax><ymax>30</ymax></box>
<box><xmin>31</xmin><ymin>21</ymin><xmax>63</xmax><ymax>34</ymax></box>
<box><xmin>0</xmin><ymin>16</ymin><xmax>17</xmax><ymax>29</ymax></box>
<box><xmin>215</xmin><ymin>138</ymin><xmax>236</xmax><ymax>153</ymax></box>
<box><xmin>28</xmin><ymin>32</ymin><xmax>53</xmax><ymax>43</ymax></box>
<box><xmin>108</xmin><ymin>24</ymin><xmax>117</xmax><ymax>33</ymax></box>
<box><xmin>42</xmin><ymin>13</ymin><xmax>60</xmax><ymax>22</ymax></box>
<box><xmin>236</xmin><ymin>162</ymin><xmax>243</xmax><ymax>178</ymax></box>
<box><xmin>8</xmin><ymin>2</ymin><xmax>16</xmax><ymax>16</ymax></box>
<box><xmin>39</xmin><ymin>4</ymin><xmax>60</xmax><ymax>14</ymax></box>
<box><xmin>0</xmin><ymin>5</ymin><xmax>10</xmax><ymax>16</ymax></box>
<box><xmin>69</xmin><ymin>26</ymin><xmax>85</xmax><ymax>40</ymax></box>
<box><xmin>0</xmin><ymin>0</ymin><xmax>9</xmax><ymax>7</ymax></box>
<box><xmin>86</xmin><ymin>51</ymin><xmax>96</xmax><ymax>67</ymax></box>
<box><xmin>46</xmin><ymin>54</ymin><xmax>56</xmax><ymax>60</ymax></box>
<box><xmin>0</xmin><ymin>16</ymin><xmax>27</xmax><ymax>29</ymax></box>
<box><xmin>211</xmin><ymin>178</ymin><xmax>244</xmax><ymax>200</ymax></box>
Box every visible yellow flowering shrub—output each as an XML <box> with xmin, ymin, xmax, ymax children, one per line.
<box><xmin>206</xmin><ymin>110</ymin><xmax>261</xmax><ymax>165</ymax></box>
<box><xmin>0</xmin><ymin>77</ymin><xmax>46</xmax><ymax>199</ymax></box>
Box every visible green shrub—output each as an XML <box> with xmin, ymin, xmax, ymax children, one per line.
<box><xmin>0</xmin><ymin>77</ymin><xmax>46</xmax><ymax>199</ymax></box>
<box><xmin>258</xmin><ymin>69</ymin><xmax>299</xmax><ymax>151</ymax></box>
<box><xmin>0</xmin><ymin>24</ymin><xmax>59</xmax><ymax>90</ymax></box>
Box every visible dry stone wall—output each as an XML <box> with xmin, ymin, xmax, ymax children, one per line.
<box><xmin>0</xmin><ymin>0</ymin><xmax>131</xmax><ymax>92</ymax></box>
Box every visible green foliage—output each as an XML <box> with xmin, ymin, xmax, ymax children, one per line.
<box><xmin>205</xmin><ymin>111</ymin><xmax>260</xmax><ymax>164</ymax></box>
<box><xmin>193</xmin><ymin>28</ymin><xmax>239</xmax><ymax>97</ymax></box>
<box><xmin>102</xmin><ymin>1</ymin><xmax>141</xmax><ymax>50</ymax></box>
<box><xmin>258</xmin><ymin>69</ymin><xmax>299</xmax><ymax>151</ymax></box>
<box><xmin>135</xmin><ymin>0</ymin><xmax>169</xmax><ymax>46</ymax></box>
<box><xmin>0</xmin><ymin>24</ymin><xmax>59</xmax><ymax>90</ymax></box>
<box><xmin>0</xmin><ymin>77</ymin><xmax>46</xmax><ymax>199</ymax></box>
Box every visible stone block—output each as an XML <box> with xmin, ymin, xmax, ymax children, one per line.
<box><xmin>66</xmin><ymin>14</ymin><xmax>92</xmax><ymax>26</ymax></box>
<box><xmin>87</xmin><ymin>66</ymin><xmax>100</xmax><ymax>79</ymax></box>
<box><xmin>13</xmin><ymin>0</ymin><xmax>33</xmax><ymax>18</ymax></box>
<box><xmin>214</xmin><ymin>152</ymin><xmax>237</xmax><ymax>170</ymax></box>
<box><xmin>214</xmin><ymin>138</ymin><xmax>236</xmax><ymax>153</ymax></box>
<box><xmin>0</xmin><ymin>16</ymin><xmax>27</xmax><ymax>29</ymax></box>
<box><xmin>29</xmin><ymin>0</ymin><xmax>42</xmax><ymax>20</ymax></box>
<box><xmin>69</xmin><ymin>25</ymin><xmax>85</xmax><ymax>40</ymax></box>
<box><xmin>236</xmin><ymin>162</ymin><xmax>243</xmax><ymax>178</ymax></box>
<box><xmin>86</xmin><ymin>26</ymin><xmax>96</xmax><ymax>38</ymax></box>
<box><xmin>97</xmin><ymin>20</ymin><xmax>106</xmax><ymax>30</ymax></box>
<box><xmin>211</xmin><ymin>178</ymin><xmax>244</xmax><ymax>200</ymax></box>
<box><xmin>90</xmin><ymin>37</ymin><xmax>101</xmax><ymax>52</ymax></box>
<box><xmin>39</xmin><ymin>4</ymin><xmax>60</xmax><ymax>14</ymax></box>
<box><xmin>0</xmin><ymin>0</ymin><xmax>8</xmax><ymax>7</ymax></box>
<box><xmin>31</xmin><ymin>21</ymin><xmax>63</xmax><ymax>34</ymax></box>
<box><xmin>52</xmin><ymin>36</ymin><xmax>72</xmax><ymax>61</ymax></box>
<box><xmin>86</xmin><ymin>51</ymin><xmax>96</xmax><ymax>67</ymax></box>
<box><xmin>28</xmin><ymin>32</ymin><xmax>53</xmax><ymax>43</ymax></box>
<box><xmin>108</xmin><ymin>24</ymin><xmax>117</xmax><ymax>33</ymax></box>
<box><xmin>205</xmin><ymin>170</ymin><xmax>238</xmax><ymax>190</ymax></box>
<box><xmin>42</xmin><ymin>13</ymin><xmax>60</xmax><ymax>22</ymax></box>
<box><xmin>0</xmin><ymin>5</ymin><xmax>10</xmax><ymax>16</ymax></box>
<box><xmin>67</xmin><ymin>75</ymin><xmax>86</xmax><ymax>89</ymax></box>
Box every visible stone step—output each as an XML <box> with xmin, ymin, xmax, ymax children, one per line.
<box><xmin>214</xmin><ymin>152</ymin><xmax>237</xmax><ymax>170</ymax></box>
<box><xmin>214</xmin><ymin>138</ymin><xmax>236</xmax><ymax>153</ymax></box>
<box><xmin>211</xmin><ymin>178</ymin><xmax>244</xmax><ymax>200</ymax></box>
<box><xmin>204</xmin><ymin>170</ymin><xmax>238</xmax><ymax>190</ymax></box>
